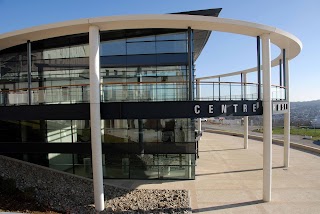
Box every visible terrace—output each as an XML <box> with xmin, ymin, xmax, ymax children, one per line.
<box><xmin>105</xmin><ymin>131</ymin><xmax>320</xmax><ymax>213</ymax></box>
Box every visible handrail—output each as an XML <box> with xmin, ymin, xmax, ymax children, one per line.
<box><xmin>101</xmin><ymin>81</ymin><xmax>187</xmax><ymax>85</ymax></box>
<box><xmin>0</xmin><ymin>80</ymin><xmax>286</xmax><ymax>106</ymax></box>
<box><xmin>0</xmin><ymin>83</ymin><xmax>89</xmax><ymax>93</ymax></box>
<box><xmin>0</xmin><ymin>81</ymin><xmax>287</xmax><ymax>93</ymax></box>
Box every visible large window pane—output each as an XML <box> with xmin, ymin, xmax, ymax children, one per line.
<box><xmin>156</xmin><ymin>41</ymin><xmax>187</xmax><ymax>53</ymax></box>
<box><xmin>100</xmin><ymin>40</ymin><xmax>126</xmax><ymax>56</ymax></box>
<box><xmin>127</xmin><ymin>41</ymin><xmax>156</xmax><ymax>55</ymax></box>
<box><xmin>127</xmin><ymin>35</ymin><xmax>155</xmax><ymax>42</ymax></box>
<box><xmin>156</xmin><ymin>32</ymin><xmax>187</xmax><ymax>41</ymax></box>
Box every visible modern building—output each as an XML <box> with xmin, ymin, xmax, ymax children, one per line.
<box><xmin>0</xmin><ymin>8</ymin><xmax>302</xmax><ymax>211</ymax></box>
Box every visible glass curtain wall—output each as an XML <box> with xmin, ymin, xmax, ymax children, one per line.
<box><xmin>0</xmin><ymin>50</ymin><xmax>28</xmax><ymax>105</ymax></box>
<box><xmin>0</xmin><ymin>119</ymin><xmax>91</xmax><ymax>175</ymax></box>
<box><xmin>100</xmin><ymin>31</ymin><xmax>189</xmax><ymax>102</ymax></box>
<box><xmin>99</xmin><ymin>30</ymin><xmax>195</xmax><ymax>179</ymax></box>
<box><xmin>102</xmin><ymin>118</ymin><xmax>195</xmax><ymax>179</ymax></box>
<box><xmin>0</xmin><ymin>33</ymin><xmax>90</xmax><ymax>106</ymax></box>
<box><xmin>0</xmin><ymin>29</ymin><xmax>195</xmax><ymax>180</ymax></box>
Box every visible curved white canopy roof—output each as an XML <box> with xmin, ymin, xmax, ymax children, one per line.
<box><xmin>0</xmin><ymin>14</ymin><xmax>302</xmax><ymax>77</ymax></box>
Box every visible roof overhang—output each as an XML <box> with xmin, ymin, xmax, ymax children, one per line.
<box><xmin>0</xmin><ymin>14</ymin><xmax>302</xmax><ymax>75</ymax></box>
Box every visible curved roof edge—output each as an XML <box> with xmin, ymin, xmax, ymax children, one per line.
<box><xmin>0</xmin><ymin>14</ymin><xmax>302</xmax><ymax>77</ymax></box>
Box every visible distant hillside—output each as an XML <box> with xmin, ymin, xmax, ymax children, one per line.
<box><xmin>291</xmin><ymin>99</ymin><xmax>320</xmax><ymax>107</ymax></box>
<box><xmin>247</xmin><ymin>100</ymin><xmax>320</xmax><ymax>127</ymax></box>
<box><xmin>219</xmin><ymin>100</ymin><xmax>320</xmax><ymax>127</ymax></box>
<box><xmin>290</xmin><ymin>100</ymin><xmax>320</xmax><ymax>126</ymax></box>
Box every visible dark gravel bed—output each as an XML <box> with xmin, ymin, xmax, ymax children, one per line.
<box><xmin>0</xmin><ymin>155</ymin><xmax>191</xmax><ymax>213</ymax></box>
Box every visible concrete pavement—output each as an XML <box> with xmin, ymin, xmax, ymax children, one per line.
<box><xmin>105</xmin><ymin>132</ymin><xmax>320</xmax><ymax>213</ymax></box>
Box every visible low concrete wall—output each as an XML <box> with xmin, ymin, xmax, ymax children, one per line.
<box><xmin>204</xmin><ymin>129</ymin><xmax>320</xmax><ymax>154</ymax></box>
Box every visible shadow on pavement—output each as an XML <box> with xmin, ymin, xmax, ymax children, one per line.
<box><xmin>195</xmin><ymin>166</ymin><xmax>284</xmax><ymax>177</ymax></box>
<box><xmin>192</xmin><ymin>200</ymin><xmax>264</xmax><ymax>213</ymax></box>
<box><xmin>199</xmin><ymin>148</ymin><xmax>243</xmax><ymax>152</ymax></box>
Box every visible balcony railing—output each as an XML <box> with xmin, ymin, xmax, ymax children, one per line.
<box><xmin>0</xmin><ymin>81</ymin><xmax>286</xmax><ymax>106</ymax></box>
<box><xmin>195</xmin><ymin>81</ymin><xmax>286</xmax><ymax>101</ymax></box>
<box><xmin>0</xmin><ymin>84</ymin><xmax>89</xmax><ymax>106</ymax></box>
<box><xmin>101</xmin><ymin>81</ymin><xmax>188</xmax><ymax>102</ymax></box>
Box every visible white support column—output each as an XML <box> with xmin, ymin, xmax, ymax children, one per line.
<box><xmin>89</xmin><ymin>25</ymin><xmax>105</xmax><ymax>212</ymax></box>
<box><xmin>243</xmin><ymin>73</ymin><xmax>248</xmax><ymax>149</ymax></box>
<box><xmin>284</xmin><ymin>57</ymin><xmax>290</xmax><ymax>167</ymax></box>
<box><xmin>261</xmin><ymin>34</ymin><xmax>272</xmax><ymax>202</ymax></box>
<box><xmin>196</xmin><ymin>79</ymin><xmax>201</xmax><ymax>132</ymax></box>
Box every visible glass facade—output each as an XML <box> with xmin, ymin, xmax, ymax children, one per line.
<box><xmin>0</xmin><ymin>119</ymin><xmax>195</xmax><ymax>179</ymax></box>
<box><xmin>103</xmin><ymin>119</ymin><xmax>194</xmax><ymax>143</ymax></box>
<box><xmin>0</xmin><ymin>29</ymin><xmax>196</xmax><ymax>179</ymax></box>
<box><xmin>0</xmin><ymin>35</ymin><xmax>90</xmax><ymax>105</ymax></box>
<box><xmin>101</xmin><ymin>66</ymin><xmax>188</xmax><ymax>102</ymax></box>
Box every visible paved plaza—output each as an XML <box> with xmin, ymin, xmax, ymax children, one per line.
<box><xmin>105</xmin><ymin>132</ymin><xmax>320</xmax><ymax>213</ymax></box>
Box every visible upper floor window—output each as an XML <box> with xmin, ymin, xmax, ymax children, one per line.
<box><xmin>100</xmin><ymin>32</ymin><xmax>187</xmax><ymax>56</ymax></box>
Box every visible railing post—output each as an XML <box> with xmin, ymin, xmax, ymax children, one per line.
<box><xmin>212</xmin><ymin>81</ymin><xmax>215</xmax><ymax>100</ymax></box>
<box><xmin>241</xmin><ymin>73</ymin><xmax>243</xmax><ymax>100</ymax></box>
<box><xmin>243</xmin><ymin>73</ymin><xmax>247</xmax><ymax>100</ymax></box>
<box><xmin>218</xmin><ymin>76</ymin><xmax>221</xmax><ymax>101</ymax></box>
<box><xmin>27</xmin><ymin>40</ymin><xmax>32</xmax><ymax>105</ymax></box>
<box><xmin>229</xmin><ymin>83</ymin><xmax>232</xmax><ymax>100</ymax></box>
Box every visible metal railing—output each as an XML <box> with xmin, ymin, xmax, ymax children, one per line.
<box><xmin>196</xmin><ymin>81</ymin><xmax>286</xmax><ymax>101</ymax></box>
<box><xmin>0</xmin><ymin>81</ymin><xmax>287</xmax><ymax>106</ymax></box>
<box><xmin>101</xmin><ymin>81</ymin><xmax>188</xmax><ymax>102</ymax></box>
<box><xmin>0</xmin><ymin>84</ymin><xmax>89</xmax><ymax>106</ymax></box>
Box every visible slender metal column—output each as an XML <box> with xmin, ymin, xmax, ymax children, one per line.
<box><xmin>284</xmin><ymin>55</ymin><xmax>290</xmax><ymax>167</ymax></box>
<box><xmin>188</xmin><ymin>27</ymin><xmax>194</xmax><ymax>101</ymax></box>
<box><xmin>89</xmin><ymin>25</ymin><xmax>105</xmax><ymax>212</ymax></box>
<box><xmin>283</xmin><ymin>49</ymin><xmax>286</xmax><ymax>99</ymax></box>
<box><xmin>243</xmin><ymin>73</ymin><xmax>247</xmax><ymax>100</ymax></box>
<box><xmin>137</xmin><ymin>67</ymin><xmax>144</xmax><ymax>155</ymax></box>
<box><xmin>213</xmin><ymin>82</ymin><xmax>215</xmax><ymax>100</ymax></box>
<box><xmin>196</xmin><ymin>79</ymin><xmax>201</xmax><ymax>132</ymax></box>
<box><xmin>279</xmin><ymin>59</ymin><xmax>282</xmax><ymax>87</ymax></box>
<box><xmin>241</xmin><ymin>73</ymin><xmax>243</xmax><ymax>100</ymax></box>
<box><xmin>187</xmin><ymin>28</ymin><xmax>194</xmax><ymax>177</ymax></box>
<box><xmin>257</xmin><ymin>36</ymin><xmax>261</xmax><ymax>100</ymax></box>
<box><xmin>218</xmin><ymin>76</ymin><xmax>221</xmax><ymax>101</ymax></box>
<box><xmin>229</xmin><ymin>83</ymin><xmax>232</xmax><ymax>100</ymax></box>
<box><xmin>27</xmin><ymin>40</ymin><xmax>32</xmax><ymax>105</ymax></box>
<box><xmin>243</xmin><ymin>73</ymin><xmax>248</xmax><ymax>149</ymax></box>
<box><xmin>261</xmin><ymin>34</ymin><xmax>272</xmax><ymax>202</ymax></box>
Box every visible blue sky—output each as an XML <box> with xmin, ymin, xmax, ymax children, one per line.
<box><xmin>0</xmin><ymin>0</ymin><xmax>318</xmax><ymax>101</ymax></box>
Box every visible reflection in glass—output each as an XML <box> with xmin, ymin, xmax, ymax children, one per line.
<box><xmin>101</xmin><ymin>66</ymin><xmax>188</xmax><ymax>102</ymax></box>
<box><xmin>127</xmin><ymin>41</ymin><xmax>156</xmax><ymax>55</ymax></box>
<box><xmin>156</xmin><ymin>41</ymin><xmax>187</xmax><ymax>53</ymax></box>
<box><xmin>0</xmin><ymin>29</ymin><xmax>195</xmax><ymax>180</ymax></box>
<box><xmin>100</xmin><ymin>40</ymin><xmax>126</xmax><ymax>56</ymax></box>
<box><xmin>102</xmin><ymin>119</ymin><xmax>192</xmax><ymax>143</ymax></box>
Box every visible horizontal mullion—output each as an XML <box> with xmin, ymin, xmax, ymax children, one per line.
<box><xmin>0</xmin><ymin>142</ymin><xmax>195</xmax><ymax>154</ymax></box>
